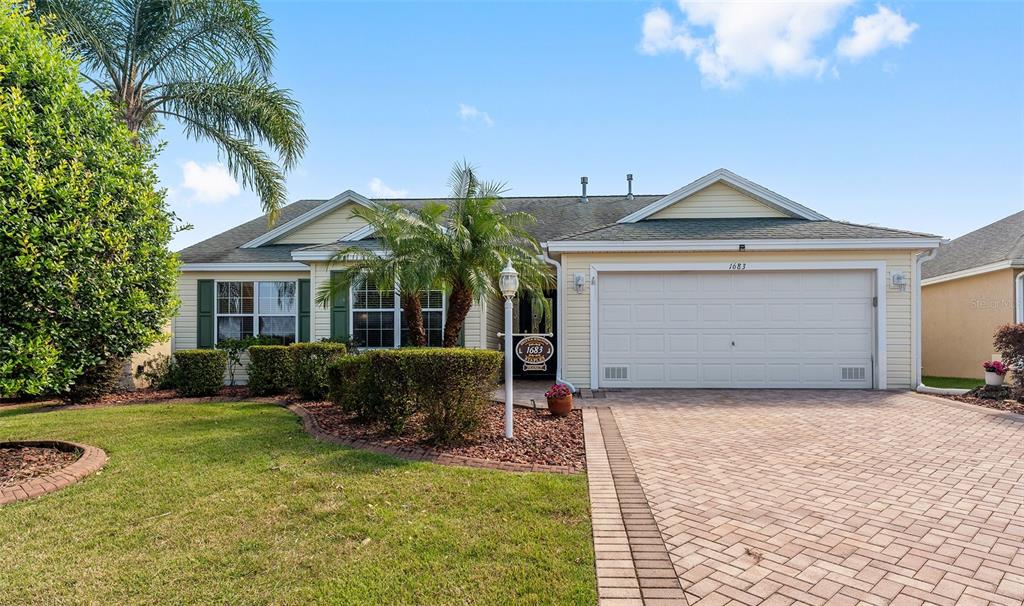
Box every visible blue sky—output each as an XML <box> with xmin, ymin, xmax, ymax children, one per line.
<box><xmin>162</xmin><ymin>1</ymin><xmax>1024</xmax><ymax>250</ymax></box>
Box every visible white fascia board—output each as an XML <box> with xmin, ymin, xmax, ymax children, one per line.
<box><xmin>290</xmin><ymin>250</ymin><xmax>387</xmax><ymax>262</ymax></box>
<box><xmin>920</xmin><ymin>259</ymin><xmax>1024</xmax><ymax>286</ymax></box>
<box><xmin>180</xmin><ymin>262</ymin><xmax>310</xmax><ymax>271</ymax></box>
<box><xmin>545</xmin><ymin>238</ymin><xmax>943</xmax><ymax>253</ymax></box>
<box><xmin>617</xmin><ymin>168</ymin><xmax>829</xmax><ymax>224</ymax></box>
<box><xmin>240</xmin><ymin>190</ymin><xmax>374</xmax><ymax>249</ymax></box>
<box><xmin>1016</xmin><ymin>271</ymin><xmax>1023</xmax><ymax>323</ymax></box>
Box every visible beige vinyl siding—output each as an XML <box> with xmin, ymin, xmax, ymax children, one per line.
<box><xmin>173</xmin><ymin>270</ymin><xmax>310</xmax><ymax>384</ymax></box>
<box><xmin>277</xmin><ymin>203</ymin><xmax>369</xmax><ymax>244</ymax></box>
<box><xmin>648</xmin><ymin>182</ymin><xmax>789</xmax><ymax>219</ymax></box>
<box><xmin>560</xmin><ymin>250</ymin><xmax>918</xmax><ymax>390</ymax></box>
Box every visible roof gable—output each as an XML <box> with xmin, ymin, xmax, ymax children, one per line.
<box><xmin>618</xmin><ymin>169</ymin><xmax>828</xmax><ymax>223</ymax></box>
<box><xmin>240</xmin><ymin>191</ymin><xmax>373</xmax><ymax>248</ymax></box>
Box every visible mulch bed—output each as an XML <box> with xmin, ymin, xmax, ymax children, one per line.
<box><xmin>302</xmin><ymin>401</ymin><xmax>585</xmax><ymax>472</ymax></box>
<box><xmin>0</xmin><ymin>445</ymin><xmax>79</xmax><ymax>488</ymax></box>
<box><xmin>944</xmin><ymin>394</ymin><xmax>1024</xmax><ymax>416</ymax></box>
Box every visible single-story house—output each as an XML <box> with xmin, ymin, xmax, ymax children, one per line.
<box><xmin>921</xmin><ymin>211</ymin><xmax>1024</xmax><ymax>379</ymax></box>
<box><xmin>174</xmin><ymin>168</ymin><xmax>941</xmax><ymax>390</ymax></box>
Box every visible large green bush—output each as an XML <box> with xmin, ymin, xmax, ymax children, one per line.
<box><xmin>327</xmin><ymin>349</ymin><xmax>503</xmax><ymax>445</ymax></box>
<box><xmin>247</xmin><ymin>346</ymin><xmax>292</xmax><ymax>396</ymax></box>
<box><xmin>994</xmin><ymin>323</ymin><xmax>1024</xmax><ymax>393</ymax></box>
<box><xmin>290</xmin><ymin>342</ymin><xmax>347</xmax><ymax>400</ymax></box>
<box><xmin>0</xmin><ymin>3</ymin><xmax>179</xmax><ymax>398</ymax></box>
<box><xmin>174</xmin><ymin>350</ymin><xmax>227</xmax><ymax>397</ymax></box>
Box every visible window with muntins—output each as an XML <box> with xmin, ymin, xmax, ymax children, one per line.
<box><xmin>216</xmin><ymin>281</ymin><xmax>297</xmax><ymax>344</ymax></box>
<box><xmin>351</xmin><ymin>278</ymin><xmax>445</xmax><ymax>348</ymax></box>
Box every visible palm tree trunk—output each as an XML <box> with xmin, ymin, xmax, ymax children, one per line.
<box><xmin>402</xmin><ymin>293</ymin><xmax>426</xmax><ymax>347</ymax></box>
<box><xmin>443</xmin><ymin>282</ymin><xmax>473</xmax><ymax>347</ymax></box>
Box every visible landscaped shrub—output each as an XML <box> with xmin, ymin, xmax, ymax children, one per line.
<box><xmin>290</xmin><ymin>342</ymin><xmax>347</xmax><ymax>400</ymax></box>
<box><xmin>410</xmin><ymin>349</ymin><xmax>502</xmax><ymax>446</ymax></box>
<box><xmin>174</xmin><ymin>350</ymin><xmax>227</xmax><ymax>397</ymax></box>
<box><xmin>327</xmin><ymin>355</ymin><xmax>369</xmax><ymax>416</ymax></box>
<box><xmin>135</xmin><ymin>354</ymin><xmax>181</xmax><ymax>390</ymax></box>
<box><xmin>993</xmin><ymin>323</ymin><xmax>1024</xmax><ymax>393</ymax></box>
<box><xmin>326</xmin><ymin>348</ymin><xmax>503</xmax><ymax>445</ymax></box>
<box><xmin>247</xmin><ymin>346</ymin><xmax>293</xmax><ymax>396</ymax></box>
<box><xmin>0</xmin><ymin>4</ymin><xmax>178</xmax><ymax>398</ymax></box>
<box><xmin>65</xmin><ymin>357</ymin><xmax>124</xmax><ymax>403</ymax></box>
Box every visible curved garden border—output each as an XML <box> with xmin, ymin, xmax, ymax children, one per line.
<box><xmin>0</xmin><ymin>441</ymin><xmax>107</xmax><ymax>505</ymax></box>
<box><xmin>287</xmin><ymin>403</ymin><xmax>578</xmax><ymax>474</ymax></box>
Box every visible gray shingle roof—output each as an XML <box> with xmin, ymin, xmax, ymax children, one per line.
<box><xmin>921</xmin><ymin>211</ymin><xmax>1024</xmax><ymax>279</ymax></box>
<box><xmin>554</xmin><ymin>218</ymin><xmax>938</xmax><ymax>242</ymax></box>
<box><xmin>178</xmin><ymin>194</ymin><xmax>937</xmax><ymax>264</ymax></box>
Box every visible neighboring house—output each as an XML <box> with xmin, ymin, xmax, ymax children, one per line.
<box><xmin>174</xmin><ymin>168</ymin><xmax>941</xmax><ymax>390</ymax></box>
<box><xmin>921</xmin><ymin>211</ymin><xmax>1024</xmax><ymax>379</ymax></box>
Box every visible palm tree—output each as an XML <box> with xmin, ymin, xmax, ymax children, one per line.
<box><xmin>423</xmin><ymin>161</ymin><xmax>552</xmax><ymax>347</ymax></box>
<box><xmin>315</xmin><ymin>203</ymin><xmax>440</xmax><ymax>347</ymax></box>
<box><xmin>33</xmin><ymin>0</ymin><xmax>306</xmax><ymax>222</ymax></box>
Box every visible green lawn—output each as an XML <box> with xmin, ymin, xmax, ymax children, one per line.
<box><xmin>922</xmin><ymin>376</ymin><xmax>984</xmax><ymax>389</ymax></box>
<box><xmin>0</xmin><ymin>402</ymin><xmax>595</xmax><ymax>605</ymax></box>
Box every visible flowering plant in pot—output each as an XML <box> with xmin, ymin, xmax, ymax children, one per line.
<box><xmin>982</xmin><ymin>361</ymin><xmax>1009</xmax><ymax>386</ymax></box>
<box><xmin>544</xmin><ymin>383</ymin><xmax>573</xmax><ymax>417</ymax></box>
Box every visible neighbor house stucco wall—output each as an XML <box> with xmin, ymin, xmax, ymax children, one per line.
<box><xmin>922</xmin><ymin>268</ymin><xmax>1016</xmax><ymax>379</ymax></box>
<box><xmin>558</xmin><ymin>249</ymin><xmax>919</xmax><ymax>390</ymax></box>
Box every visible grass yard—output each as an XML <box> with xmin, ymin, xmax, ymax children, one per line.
<box><xmin>0</xmin><ymin>402</ymin><xmax>595</xmax><ymax>605</ymax></box>
<box><xmin>922</xmin><ymin>375</ymin><xmax>985</xmax><ymax>389</ymax></box>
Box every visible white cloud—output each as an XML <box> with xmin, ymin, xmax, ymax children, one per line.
<box><xmin>368</xmin><ymin>177</ymin><xmax>408</xmax><ymax>198</ymax></box>
<box><xmin>837</xmin><ymin>5</ymin><xmax>918</xmax><ymax>60</ymax></box>
<box><xmin>457</xmin><ymin>103</ymin><xmax>494</xmax><ymax>127</ymax></box>
<box><xmin>639</xmin><ymin>2</ymin><xmax>917</xmax><ymax>87</ymax></box>
<box><xmin>180</xmin><ymin>161</ymin><xmax>240</xmax><ymax>203</ymax></box>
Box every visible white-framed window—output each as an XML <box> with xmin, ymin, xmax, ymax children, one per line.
<box><xmin>350</xmin><ymin>277</ymin><xmax>445</xmax><ymax>348</ymax></box>
<box><xmin>215</xmin><ymin>280</ymin><xmax>298</xmax><ymax>345</ymax></box>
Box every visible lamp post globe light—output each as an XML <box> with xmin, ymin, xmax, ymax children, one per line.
<box><xmin>500</xmin><ymin>260</ymin><xmax>518</xmax><ymax>439</ymax></box>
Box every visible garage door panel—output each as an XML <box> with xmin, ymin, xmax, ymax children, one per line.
<box><xmin>598</xmin><ymin>269</ymin><xmax>875</xmax><ymax>389</ymax></box>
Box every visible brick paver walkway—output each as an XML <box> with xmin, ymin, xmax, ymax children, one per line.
<box><xmin>583</xmin><ymin>391</ymin><xmax>1024</xmax><ymax>605</ymax></box>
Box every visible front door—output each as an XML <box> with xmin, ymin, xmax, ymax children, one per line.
<box><xmin>512</xmin><ymin>291</ymin><xmax>556</xmax><ymax>379</ymax></box>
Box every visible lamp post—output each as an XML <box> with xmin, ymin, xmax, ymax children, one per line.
<box><xmin>499</xmin><ymin>259</ymin><xmax>519</xmax><ymax>439</ymax></box>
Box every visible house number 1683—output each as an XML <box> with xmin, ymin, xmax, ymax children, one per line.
<box><xmin>729</xmin><ymin>263</ymin><xmax>747</xmax><ymax>270</ymax></box>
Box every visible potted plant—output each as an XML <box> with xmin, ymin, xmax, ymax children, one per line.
<box><xmin>983</xmin><ymin>361</ymin><xmax>1009</xmax><ymax>386</ymax></box>
<box><xmin>544</xmin><ymin>383</ymin><xmax>574</xmax><ymax>417</ymax></box>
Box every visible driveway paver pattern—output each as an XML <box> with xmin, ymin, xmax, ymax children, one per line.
<box><xmin>584</xmin><ymin>390</ymin><xmax>1024</xmax><ymax>606</ymax></box>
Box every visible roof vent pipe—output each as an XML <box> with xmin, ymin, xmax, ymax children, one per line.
<box><xmin>580</xmin><ymin>177</ymin><xmax>588</xmax><ymax>203</ymax></box>
<box><xmin>626</xmin><ymin>174</ymin><xmax>634</xmax><ymax>200</ymax></box>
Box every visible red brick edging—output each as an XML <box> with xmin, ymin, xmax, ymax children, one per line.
<box><xmin>286</xmin><ymin>403</ymin><xmax>577</xmax><ymax>474</ymax></box>
<box><xmin>0</xmin><ymin>441</ymin><xmax>107</xmax><ymax>505</ymax></box>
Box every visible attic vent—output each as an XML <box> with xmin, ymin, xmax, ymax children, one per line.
<box><xmin>604</xmin><ymin>366</ymin><xmax>628</xmax><ymax>381</ymax></box>
<box><xmin>841</xmin><ymin>367</ymin><xmax>866</xmax><ymax>381</ymax></box>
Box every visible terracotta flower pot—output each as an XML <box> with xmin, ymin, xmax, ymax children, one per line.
<box><xmin>546</xmin><ymin>394</ymin><xmax>573</xmax><ymax>417</ymax></box>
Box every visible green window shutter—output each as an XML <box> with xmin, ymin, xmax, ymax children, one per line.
<box><xmin>298</xmin><ymin>279</ymin><xmax>311</xmax><ymax>342</ymax></box>
<box><xmin>329</xmin><ymin>272</ymin><xmax>349</xmax><ymax>341</ymax></box>
<box><xmin>197</xmin><ymin>279</ymin><xmax>215</xmax><ymax>348</ymax></box>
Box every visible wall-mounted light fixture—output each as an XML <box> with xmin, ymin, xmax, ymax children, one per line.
<box><xmin>573</xmin><ymin>273</ymin><xmax>586</xmax><ymax>294</ymax></box>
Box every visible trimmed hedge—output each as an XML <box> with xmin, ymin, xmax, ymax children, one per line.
<box><xmin>174</xmin><ymin>349</ymin><xmax>227</xmax><ymax>397</ymax></box>
<box><xmin>247</xmin><ymin>345</ymin><xmax>292</xmax><ymax>396</ymax></box>
<box><xmin>290</xmin><ymin>342</ymin><xmax>347</xmax><ymax>400</ymax></box>
<box><xmin>327</xmin><ymin>348</ymin><xmax>503</xmax><ymax>445</ymax></box>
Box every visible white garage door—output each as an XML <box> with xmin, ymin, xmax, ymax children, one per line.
<box><xmin>597</xmin><ymin>270</ymin><xmax>875</xmax><ymax>388</ymax></box>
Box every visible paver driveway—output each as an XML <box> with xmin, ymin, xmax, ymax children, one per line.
<box><xmin>583</xmin><ymin>391</ymin><xmax>1024</xmax><ymax>606</ymax></box>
